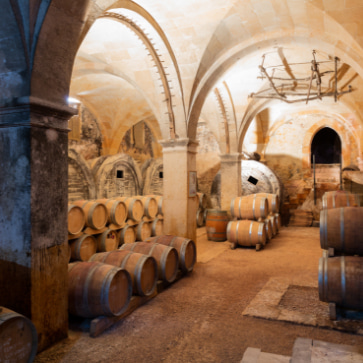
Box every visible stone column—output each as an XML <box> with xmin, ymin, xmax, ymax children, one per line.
<box><xmin>0</xmin><ymin>98</ymin><xmax>75</xmax><ymax>351</ymax></box>
<box><xmin>161</xmin><ymin>138</ymin><xmax>198</xmax><ymax>243</ymax></box>
<box><xmin>220</xmin><ymin>153</ymin><xmax>242</xmax><ymax>212</ymax></box>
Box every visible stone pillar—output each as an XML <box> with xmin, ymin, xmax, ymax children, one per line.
<box><xmin>220</xmin><ymin>153</ymin><xmax>242</xmax><ymax>212</ymax></box>
<box><xmin>0</xmin><ymin>98</ymin><xmax>75</xmax><ymax>352</ymax></box>
<box><xmin>161</xmin><ymin>138</ymin><xmax>198</xmax><ymax>243</ymax></box>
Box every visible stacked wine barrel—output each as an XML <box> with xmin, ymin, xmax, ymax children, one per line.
<box><xmin>67</xmin><ymin>195</ymin><xmax>165</xmax><ymax>262</ymax></box>
<box><xmin>68</xmin><ymin>235</ymin><xmax>196</xmax><ymax>319</ymax></box>
<box><xmin>318</xmin><ymin>191</ymin><xmax>363</xmax><ymax>315</ymax></box>
<box><xmin>227</xmin><ymin>193</ymin><xmax>281</xmax><ymax>251</ymax></box>
<box><xmin>196</xmin><ymin>193</ymin><xmax>209</xmax><ymax>228</ymax></box>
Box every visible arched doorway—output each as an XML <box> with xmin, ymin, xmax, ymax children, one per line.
<box><xmin>311</xmin><ymin>128</ymin><xmax>342</xmax><ymax>164</ymax></box>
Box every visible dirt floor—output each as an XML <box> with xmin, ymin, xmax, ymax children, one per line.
<box><xmin>35</xmin><ymin>227</ymin><xmax>363</xmax><ymax>362</ymax></box>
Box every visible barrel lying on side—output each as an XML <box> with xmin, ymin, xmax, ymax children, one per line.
<box><xmin>227</xmin><ymin>220</ymin><xmax>266</xmax><ymax>247</ymax></box>
<box><xmin>120</xmin><ymin>242</ymin><xmax>178</xmax><ymax>283</ymax></box>
<box><xmin>68</xmin><ymin>261</ymin><xmax>132</xmax><ymax>318</ymax></box>
<box><xmin>319</xmin><ymin>256</ymin><xmax>363</xmax><ymax>310</ymax></box>
<box><xmin>245</xmin><ymin>193</ymin><xmax>280</xmax><ymax>214</ymax></box>
<box><xmin>267</xmin><ymin>215</ymin><xmax>278</xmax><ymax>236</ymax></box>
<box><xmin>151</xmin><ymin>218</ymin><xmax>163</xmax><ymax>237</ymax></box>
<box><xmin>205</xmin><ymin>210</ymin><xmax>230</xmax><ymax>242</ymax></box>
<box><xmin>69</xmin><ymin>234</ymin><xmax>97</xmax><ymax>261</ymax></box>
<box><xmin>117</xmin><ymin>225</ymin><xmax>136</xmax><ymax>245</ymax></box>
<box><xmin>136</xmin><ymin>196</ymin><xmax>158</xmax><ymax>219</ymax></box>
<box><xmin>68</xmin><ymin>204</ymin><xmax>85</xmax><ymax>235</ymax></box>
<box><xmin>320</xmin><ymin>207</ymin><xmax>363</xmax><ymax>255</ymax></box>
<box><xmin>95</xmin><ymin>229</ymin><xmax>118</xmax><ymax>252</ymax></box>
<box><xmin>230</xmin><ymin>196</ymin><xmax>269</xmax><ymax>220</ymax></box>
<box><xmin>72</xmin><ymin>200</ymin><xmax>108</xmax><ymax>230</ymax></box>
<box><xmin>147</xmin><ymin>235</ymin><xmax>196</xmax><ymax>273</ymax></box>
<box><xmin>115</xmin><ymin>197</ymin><xmax>143</xmax><ymax>222</ymax></box>
<box><xmin>263</xmin><ymin>218</ymin><xmax>273</xmax><ymax>241</ymax></box>
<box><xmin>90</xmin><ymin>251</ymin><xmax>158</xmax><ymax>296</ymax></box>
<box><xmin>322</xmin><ymin>191</ymin><xmax>360</xmax><ymax>210</ymax></box>
<box><xmin>97</xmin><ymin>199</ymin><xmax>127</xmax><ymax>227</ymax></box>
<box><xmin>135</xmin><ymin>221</ymin><xmax>151</xmax><ymax>241</ymax></box>
<box><xmin>0</xmin><ymin>307</ymin><xmax>38</xmax><ymax>363</ymax></box>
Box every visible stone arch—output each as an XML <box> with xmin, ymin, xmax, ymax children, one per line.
<box><xmin>302</xmin><ymin>117</ymin><xmax>359</xmax><ymax>172</ymax></box>
<box><xmin>142</xmin><ymin>158</ymin><xmax>164</xmax><ymax>195</ymax></box>
<box><xmin>68</xmin><ymin>148</ymin><xmax>97</xmax><ymax>201</ymax></box>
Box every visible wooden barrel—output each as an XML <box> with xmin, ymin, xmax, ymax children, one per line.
<box><xmin>135</xmin><ymin>221</ymin><xmax>151</xmax><ymax>241</ymax></box>
<box><xmin>322</xmin><ymin>191</ymin><xmax>360</xmax><ymax>210</ymax></box>
<box><xmin>264</xmin><ymin>218</ymin><xmax>273</xmax><ymax>241</ymax></box>
<box><xmin>95</xmin><ymin>229</ymin><xmax>118</xmax><ymax>252</ymax></box>
<box><xmin>68</xmin><ymin>204</ymin><xmax>85</xmax><ymax>235</ymax></box>
<box><xmin>73</xmin><ymin>200</ymin><xmax>108</xmax><ymax>230</ymax></box>
<box><xmin>155</xmin><ymin>196</ymin><xmax>164</xmax><ymax>216</ymax></box>
<box><xmin>205</xmin><ymin>210</ymin><xmax>230</xmax><ymax>242</ymax></box>
<box><xmin>319</xmin><ymin>256</ymin><xmax>363</xmax><ymax>310</ymax></box>
<box><xmin>136</xmin><ymin>196</ymin><xmax>158</xmax><ymax>219</ymax></box>
<box><xmin>117</xmin><ymin>225</ymin><xmax>136</xmax><ymax>245</ymax></box>
<box><xmin>268</xmin><ymin>215</ymin><xmax>278</xmax><ymax>235</ymax></box>
<box><xmin>196</xmin><ymin>209</ymin><xmax>204</xmax><ymax>227</ymax></box>
<box><xmin>69</xmin><ymin>234</ymin><xmax>97</xmax><ymax>261</ymax></box>
<box><xmin>120</xmin><ymin>242</ymin><xmax>178</xmax><ymax>283</ymax></box>
<box><xmin>320</xmin><ymin>207</ymin><xmax>363</xmax><ymax>255</ymax></box>
<box><xmin>197</xmin><ymin>193</ymin><xmax>208</xmax><ymax>209</ymax></box>
<box><xmin>274</xmin><ymin>213</ymin><xmax>282</xmax><ymax>230</ymax></box>
<box><xmin>245</xmin><ymin>193</ymin><xmax>279</xmax><ymax>214</ymax></box>
<box><xmin>0</xmin><ymin>307</ymin><xmax>38</xmax><ymax>363</ymax></box>
<box><xmin>227</xmin><ymin>220</ymin><xmax>266</xmax><ymax>247</ymax></box>
<box><xmin>68</xmin><ymin>261</ymin><xmax>132</xmax><ymax>318</ymax></box>
<box><xmin>230</xmin><ymin>196</ymin><xmax>269</xmax><ymax>220</ymax></box>
<box><xmin>115</xmin><ymin>197</ymin><xmax>144</xmax><ymax>222</ymax></box>
<box><xmin>90</xmin><ymin>251</ymin><xmax>158</xmax><ymax>296</ymax></box>
<box><xmin>151</xmin><ymin>218</ymin><xmax>163</xmax><ymax>237</ymax></box>
<box><xmin>148</xmin><ymin>235</ymin><xmax>196</xmax><ymax>273</ymax></box>
<box><xmin>97</xmin><ymin>199</ymin><xmax>127</xmax><ymax>227</ymax></box>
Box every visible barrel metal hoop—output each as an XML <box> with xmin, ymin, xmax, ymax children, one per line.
<box><xmin>179</xmin><ymin>240</ymin><xmax>187</xmax><ymax>271</ymax></box>
<box><xmin>235</xmin><ymin>221</ymin><xmax>240</xmax><ymax>244</ymax></box>
<box><xmin>252</xmin><ymin>195</ymin><xmax>256</xmax><ymax>220</ymax></box>
<box><xmin>144</xmin><ymin>198</ymin><xmax>150</xmax><ymax>218</ymax></box>
<box><xmin>258</xmin><ymin>223</ymin><xmax>264</xmax><ymax>244</ymax></box>
<box><xmin>100</xmin><ymin>268</ymin><xmax>116</xmax><ymax>316</ymax></box>
<box><xmin>324</xmin><ymin>257</ymin><xmax>328</xmax><ymax>301</ymax></box>
<box><xmin>226</xmin><ymin>221</ymin><xmax>231</xmax><ymax>240</ymax></box>
<box><xmin>322</xmin><ymin>195</ymin><xmax>326</xmax><ymax>209</ymax></box>
<box><xmin>129</xmin><ymin>241</ymin><xmax>137</xmax><ymax>252</ymax></box>
<box><xmin>238</xmin><ymin>197</ymin><xmax>242</xmax><ymax>219</ymax></box>
<box><xmin>159</xmin><ymin>247</ymin><xmax>169</xmax><ymax>281</ymax></box>
<box><xmin>323</xmin><ymin>210</ymin><xmax>328</xmax><ymax>249</ymax></box>
<box><xmin>260</xmin><ymin>197</ymin><xmax>265</xmax><ymax>219</ymax></box>
<box><xmin>129</xmin><ymin>199</ymin><xmax>135</xmax><ymax>220</ymax></box>
<box><xmin>249</xmin><ymin>221</ymin><xmax>253</xmax><ymax>246</ymax></box>
<box><xmin>76</xmin><ymin>235</ymin><xmax>86</xmax><ymax>260</ymax></box>
<box><xmin>341</xmin><ymin>256</ymin><xmax>346</xmax><ymax>306</ymax></box>
<box><xmin>83</xmin><ymin>264</ymin><xmax>99</xmax><ymax>317</ymax></box>
<box><xmin>230</xmin><ymin>198</ymin><xmax>235</xmax><ymax>217</ymax></box>
<box><xmin>318</xmin><ymin>257</ymin><xmax>324</xmax><ymax>301</ymax></box>
<box><xmin>340</xmin><ymin>208</ymin><xmax>345</xmax><ymax>252</ymax></box>
<box><xmin>134</xmin><ymin>255</ymin><xmax>146</xmax><ymax>295</ymax></box>
<box><xmin>120</xmin><ymin>251</ymin><xmax>132</xmax><ymax>270</ymax></box>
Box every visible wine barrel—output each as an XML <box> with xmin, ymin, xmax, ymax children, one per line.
<box><xmin>319</xmin><ymin>256</ymin><xmax>363</xmax><ymax>310</ymax></box>
<box><xmin>95</xmin><ymin>229</ymin><xmax>118</xmax><ymax>252</ymax></box>
<box><xmin>267</xmin><ymin>215</ymin><xmax>278</xmax><ymax>235</ymax></box>
<box><xmin>230</xmin><ymin>196</ymin><xmax>269</xmax><ymax>220</ymax></box>
<box><xmin>90</xmin><ymin>251</ymin><xmax>158</xmax><ymax>296</ymax></box>
<box><xmin>68</xmin><ymin>204</ymin><xmax>85</xmax><ymax>235</ymax></box>
<box><xmin>205</xmin><ymin>210</ymin><xmax>230</xmax><ymax>242</ymax></box>
<box><xmin>135</xmin><ymin>221</ymin><xmax>151</xmax><ymax>241</ymax></box>
<box><xmin>197</xmin><ymin>193</ymin><xmax>208</xmax><ymax>209</ymax></box>
<box><xmin>69</xmin><ymin>234</ymin><xmax>97</xmax><ymax>261</ymax></box>
<box><xmin>114</xmin><ymin>197</ymin><xmax>143</xmax><ymax>222</ymax></box>
<box><xmin>117</xmin><ymin>225</ymin><xmax>136</xmax><ymax>245</ymax></box>
<box><xmin>151</xmin><ymin>218</ymin><xmax>163</xmax><ymax>237</ymax></box>
<box><xmin>0</xmin><ymin>307</ymin><xmax>38</xmax><ymax>363</ymax></box>
<box><xmin>245</xmin><ymin>193</ymin><xmax>280</xmax><ymax>214</ymax></box>
<box><xmin>73</xmin><ymin>200</ymin><xmax>108</xmax><ymax>230</ymax></box>
<box><xmin>322</xmin><ymin>191</ymin><xmax>360</xmax><ymax>210</ymax></box>
<box><xmin>97</xmin><ymin>199</ymin><xmax>126</xmax><ymax>227</ymax></box>
<box><xmin>120</xmin><ymin>242</ymin><xmax>178</xmax><ymax>283</ymax></box>
<box><xmin>155</xmin><ymin>196</ymin><xmax>164</xmax><ymax>216</ymax></box>
<box><xmin>148</xmin><ymin>235</ymin><xmax>196</xmax><ymax>273</ymax></box>
<box><xmin>196</xmin><ymin>209</ymin><xmax>204</xmax><ymax>227</ymax></box>
<box><xmin>68</xmin><ymin>261</ymin><xmax>132</xmax><ymax>318</ymax></box>
<box><xmin>227</xmin><ymin>220</ymin><xmax>266</xmax><ymax>247</ymax></box>
<box><xmin>274</xmin><ymin>213</ymin><xmax>282</xmax><ymax>230</ymax></box>
<box><xmin>263</xmin><ymin>218</ymin><xmax>273</xmax><ymax>241</ymax></box>
<box><xmin>320</xmin><ymin>207</ymin><xmax>363</xmax><ymax>255</ymax></box>
<box><xmin>136</xmin><ymin>196</ymin><xmax>158</xmax><ymax>219</ymax></box>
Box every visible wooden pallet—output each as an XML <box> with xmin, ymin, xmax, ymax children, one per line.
<box><xmin>70</xmin><ymin>270</ymin><xmax>185</xmax><ymax>337</ymax></box>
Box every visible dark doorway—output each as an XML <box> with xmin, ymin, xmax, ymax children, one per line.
<box><xmin>311</xmin><ymin>128</ymin><xmax>341</xmax><ymax>164</ymax></box>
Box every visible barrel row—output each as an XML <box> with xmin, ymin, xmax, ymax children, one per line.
<box><xmin>230</xmin><ymin>193</ymin><xmax>280</xmax><ymax>221</ymax></box>
<box><xmin>69</xmin><ymin>219</ymin><xmax>164</xmax><ymax>262</ymax></box>
<box><xmin>322</xmin><ymin>190</ymin><xmax>360</xmax><ymax>210</ymax></box>
<box><xmin>68</xmin><ymin>236</ymin><xmax>196</xmax><ymax>319</ymax></box>
<box><xmin>68</xmin><ymin>195</ymin><xmax>164</xmax><ymax>235</ymax></box>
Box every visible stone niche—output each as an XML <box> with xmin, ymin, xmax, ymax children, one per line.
<box><xmin>91</xmin><ymin>154</ymin><xmax>142</xmax><ymax>198</ymax></box>
<box><xmin>68</xmin><ymin>149</ymin><xmax>96</xmax><ymax>202</ymax></box>
<box><xmin>142</xmin><ymin>158</ymin><xmax>163</xmax><ymax>195</ymax></box>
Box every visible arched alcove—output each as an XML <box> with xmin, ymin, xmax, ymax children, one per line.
<box><xmin>311</xmin><ymin>128</ymin><xmax>341</xmax><ymax>164</ymax></box>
